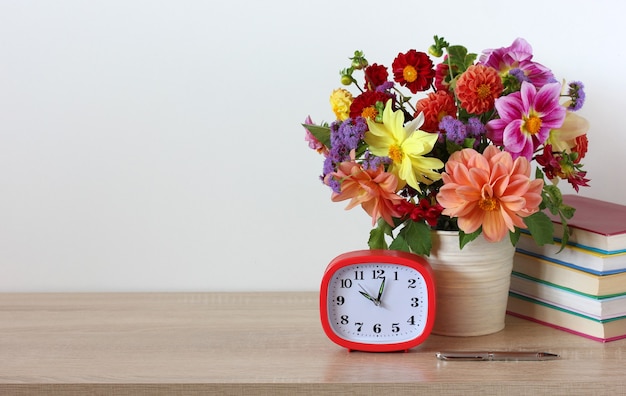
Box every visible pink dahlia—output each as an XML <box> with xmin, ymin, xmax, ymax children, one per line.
<box><xmin>486</xmin><ymin>81</ymin><xmax>565</xmax><ymax>161</ymax></box>
<box><xmin>479</xmin><ymin>38</ymin><xmax>555</xmax><ymax>89</ymax></box>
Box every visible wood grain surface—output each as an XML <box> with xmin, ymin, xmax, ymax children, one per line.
<box><xmin>1</xmin><ymin>292</ymin><xmax>625</xmax><ymax>395</ymax></box>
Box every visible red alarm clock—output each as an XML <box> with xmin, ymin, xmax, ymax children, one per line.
<box><xmin>320</xmin><ymin>249</ymin><xmax>436</xmax><ymax>352</ymax></box>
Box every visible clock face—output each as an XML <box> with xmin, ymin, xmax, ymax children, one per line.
<box><xmin>320</xmin><ymin>251</ymin><xmax>435</xmax><ymax>352</ymax></box>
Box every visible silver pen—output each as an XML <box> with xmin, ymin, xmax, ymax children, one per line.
<box><xmin>436</xmin><ymin>351</ymin><xmax>560</xmax><ymax>361</ymax></box>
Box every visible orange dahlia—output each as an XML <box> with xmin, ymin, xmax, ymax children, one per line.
<box><xmin>454</xmin><ymin>64</ymin><xmax>503</xmax><ymax>114</ymax></box>
<box><xmin>436</xmin><ymin>145</ymin><xmax>544</xmax><ymax>242</ymax></box>
<box><xmin>330</xmin><ymin>159</ymin><xmax>404</xmax><ymax>226</ymax></box>
<box><xmin>415</xmin><ymin>90</ymin><xmax>457</xmax><ymax>132</ymax></box>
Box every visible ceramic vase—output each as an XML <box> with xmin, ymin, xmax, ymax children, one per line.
<box><xmin>428</xmin><ymin>230</ymin><xmax>515</xmax><ymax>336</ymax></box>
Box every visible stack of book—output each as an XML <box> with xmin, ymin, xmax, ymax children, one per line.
<box><xmin>507</xmin><ymin>195</ymin><xmax>626</xmax><ymax>342</ymax></box>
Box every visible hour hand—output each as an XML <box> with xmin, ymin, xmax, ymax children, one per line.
<box><xmin>358</xmin><ymin>284</ymin><xmax>379</xmax><ymax>306</ymax></box>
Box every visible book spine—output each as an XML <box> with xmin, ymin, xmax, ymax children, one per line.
<box><xmin>506</xmin><ymin>293</ymin><xmax>626</xmax><ymax>342</ymax></box>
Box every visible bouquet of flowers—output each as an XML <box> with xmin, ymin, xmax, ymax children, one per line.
<box><xmin>303</xmin><ymin>36</ymin><xmax>589</xmax><ymax>256</ymax></box>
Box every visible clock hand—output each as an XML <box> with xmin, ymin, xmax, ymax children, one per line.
<box><xmin>358</xmin><ymin>284</ymin><xmax>379</xmax><ymax>306</ymax></box>
<box><xmin>376</xmin><ymin>277</ymin><xmax>386</xmax><ymax>304</ymax></box>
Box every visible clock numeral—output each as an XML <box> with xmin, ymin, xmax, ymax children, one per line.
<box><xmin>373</xmin><ymin>323</ymin><xmax>382</xmax><ymax>333</ymax></box>
<box><xmin>407</xmin><ymin>315</ymin><xmax>416</xmax><ymax>325</ymax></box>
<box><xmin>408</xmin><ymin>279</ymin><xmax>416</xmax><ymax>288</ymax></box>
<box><xmin>340</xmin><ymin>279</ymin><xmax>352</xmax><ymax>288</ymax></box>
<box><xmin>372</xmin><ymin>269</ymin><xmax>385</xmax><ymax>279</ymax></box>
<box><xmin>392</xmin><ymin>323</ymin><xmax>400</xmax><ymax>333</ymax></box>
<box><xmin>354</xmin><ymin>271</ymin><xmax>364</xmax><ymax>280</ymax></box>
<box><xmin>336</xmin><ymin>296</ymin><xmax>345</xmax><ymax>305</ymax></box>
<box><xmin>355</xmin><ymin>322</ymin><xmax>363</xmax><ymax>332</ymax></box>
<box><xmin>411</xmin><ymin>297</ymin><xmax>420</xmax><ymax>307</ymax></box>
<box><xmin>340</xmin><ymin>315</ymin><xmax>349</xmax><ymax>325</ymax></box>
<box><xmin>394</xmin><ymin>271</ymin><xmax>399</xmax><ymax>281</ymax></box>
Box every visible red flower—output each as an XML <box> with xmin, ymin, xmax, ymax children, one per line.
<box><xmin>415</xmin><ymin>90</ymin><xmax>457</xmax><ymax>132</ymax></box>
<box><xmin>434</xmin><ymin>57</ymin><xmax>456</xmax><ymax>92</ymax></box>
<box><xmin>535</xmin><ymin>145</ymin><xmax>561</xmax><ymax>180</ymax></box>
<box><xmin>364</xmin><ymin>63</ymin><xmax>389</xmax><ymax>91</ymax></box>
<box><xmin>392</xmin><ymin>50</ymin><xmax>435</xmax><ymax>93</ymax></box>
<box><xmin>565</xmin><ymin>170</ymin><xmax>591</xmax><ymax>192</ymax></box>
<box><xmin>572</xmin><ymin>134</ymin><xmax>588</xmax><ymax>163</ymax></box>
<box><xmin>536</xmin><ymin>144</ymin><xmax>590</xmax><ymax>192</ymax></box>
<box><xmin>434</xmin><ymin>63</ymin><xmax>450</xmax><ymax>92</ymax></box>
<box><xmin>396</xmin><ymin>198</ymin><xmax>443</xmax><ymax>227</ymax></box>
<box><xmin>349</xmin><ymin>91</ymin><xmax>392</xmax><ymax>120</ymax></box>
<box><xmin>455</xmin><ymin>64</ymin><xmax>503</xmax><ymax>114</ymax></box>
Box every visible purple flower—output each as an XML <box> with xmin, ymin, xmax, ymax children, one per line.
<box><xmin>375</xmin><ymin>81</ymin><xmax>395</xmax><ymax>93</ymax></box>
<box><xmin>362</xmin><ymin>150</ymin><xmax>391</xmax><ymax>171</ymax></box>
<box><xmin>326</xmin><ymin>176</ymin><xmax>341</xmax><ymax>193</ymax></box>
<box><xmin>479</xmin><ymin>38</ymin><xmax>555</xmax><ymax>89</ymax></box>
<box><xmin>466</xmin><ymin>117</ymin><xmax>486</xmax><ymax>139</ymax></box>
<box><xmin>333</xmin><ymin>117</ymin><xmax>368</xmax><ymax>149</ymax></box>
<box><xmin>439</xmin><ymin>116</ymin><xmax>467</xmax><ymax>144</ymax></box>
<box><xmin>509</xmin><ymin>68</ymin><xmax>530</xmax><ymax>83</ymax></box>
<box><xmin>323</xmin><ymin>117</ymin><xmax>369</xmax><ymax>186</ymax></box>
<box><xmin>486</xmin><ymin>81</ymin><xmax>566</xmax><ymax>160</ymax></box>
<box><xmin>567</xmin><ymin>81</ymin><xmax>585</xmax><ymax>111</ymax></box>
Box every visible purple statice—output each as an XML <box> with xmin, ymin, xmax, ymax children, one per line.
<box><xmin>466</xmin><ymin>117</ymin><xmax>486</xmax><ymax>138</ymax></box>
<box><xmin>567</xmin><ymin>81</ymin><xmax>585</xmax><ymax>111</ymax></box>
<box><xmin>321</xmin><ymin>117</ymin><xmax>369</xmax><ymax>191</ymax></box>
<box><xmin>361</xmin><ymin>150</ymin><xmax>391</xmax><ymax>171</ymax></box>
<box><xmin>326</xmin><ymin>176</ymin><xmax>341</xmax><ymax>193</ymax></box>
<box><xmin>466</xmin><ymin>117</ymin><xmax>486</xmax><ymax>149</ymax></box>
<box><xmin>332</xmin><ymin>116</ymin><xmax>368</xmax><ymax>150</ymax></box>
<box><xmin>439</xmin><ymin>116</ymin><xmax>467</xmax><ymax>145</ymax></box>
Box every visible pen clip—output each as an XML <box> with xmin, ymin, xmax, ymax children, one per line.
<box><xmin>435</xmin><ymin>352</ymin><xmax>487</xmax><ymax>361</ymax></box>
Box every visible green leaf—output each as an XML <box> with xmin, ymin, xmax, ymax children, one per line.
<box><xmin>560</xmin><ymin>204</ymin><xmax>576</xmax><ymax>220</ymax></box>
<box><xmin>523</xmin><ymin>211</ymin><xmax>555</xmax><ymax>246</ymax></box>
<box><xmin>302</xmin><ymin>124</ymin><xmax>331</xmax><ymax>149</ymax></box>
<box><xmin>464</xmin><ymin>53</ymin><xmax>477</xmax><ymax>68</ymax></box>
<box><xmin>389</xmin><ymin>233</ymin><xmax>410</xmax><ymax>252</ymax></box>
<box><xmin>556</xmin><ymin>207</ymin><xmax>575</xmax><ymax>250</ymax></box>
<box><xmin>509</xmin><ymin>228</ymin><xmax>521</xmax><ymax>246</ymax></box>
<box><xmin>459</xmin><ymin>229</ymin><xmax>481</xmax><ymax>249</ymax></box>
<box><xmin>462</xmin><ymin>137</ymin><xmax>476</xmax><ymax>149</ymax></box>
<box><xmin>445</xmin><ymin>139</ymin><xmax>463</xmax><ymax>156</ymax></box>
<box><xmin>402</xmin><ymin>221</ymin><xmax>432</xmax><ymax>256</ymax></box>
<box><xmin>368</xmin><ymin>218</ymin><xmax>392</xmax><ymax>250</ymax></box>
<box><xmin>446</xmin><ymin>45</ymin><xmax>468</xmax><ymax>70</ymax></box>
<box><xmin>446</xmin><ymin>45</ymin><xmax>477</xmax><ymax>73</ymax></box>
<box><xmin>541</xmin><ymin>185</ymin><xmax>563</xmax><ymax>215</ymax></box>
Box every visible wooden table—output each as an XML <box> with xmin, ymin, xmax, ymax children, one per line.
<box><xmin>1</xmin><ymin>292</ymin><xmax>625</xmax><ymax>395</ymax></box>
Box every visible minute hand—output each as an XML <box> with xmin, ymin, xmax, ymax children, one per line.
<box><xmin>375</xmin><ymin>277</ymin><xmax>386</xmax><ymax>304</ymax></box>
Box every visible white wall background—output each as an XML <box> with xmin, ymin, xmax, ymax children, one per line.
<box><xmin>0</xmin><ymin>0</ymin><xmax>623</xmax><ymax>292</ymax></box>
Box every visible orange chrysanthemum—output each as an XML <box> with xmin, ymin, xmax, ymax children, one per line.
<box><xmin>415</xmin><ymin>90</ymin><xmax>457</xmax><ymax>132</ymax></box>
<box><xmin>454</xmin><ymin>64</ymin><xmax>503</xmax><ymax>114</ymax></box>
<box><xmin>330</xmin><ymin>159</ymin><xmax>404</xmax><ymax>226</ymax></box>
<box><xmin>436</xmin><ymin>145</ymin><xmax>544</xmax><ymax>242</ymax></box>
